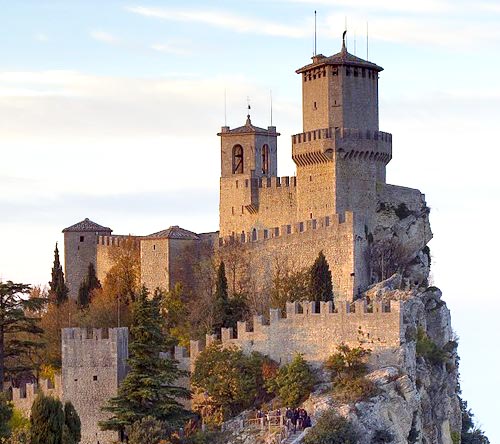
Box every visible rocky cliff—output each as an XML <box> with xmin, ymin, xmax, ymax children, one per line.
<box><xmin>300</xmin><ymin>281</ymin><xmax>461</xmax><ymax>444</ymax></box>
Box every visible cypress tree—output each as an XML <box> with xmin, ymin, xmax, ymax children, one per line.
<box><xmin>309</xmin><ymin>251</ymin><xmax>333</xmax><ymax>302</ymax></box>
<box><xmin>212</xmin><ymin>261</ymin><xmax>231</xmax><ymax>333</ymax></box>
<box><xmin>100</xmin><ymin>287</ymin><xmax>190</xmax><ymax>435</ymax></box>
<box><xmin>77</xmin><ymin>263</ymin><xmax>101</xmax><ymax>307</ymax></box>
<box><xmin>49</xmin><ymin>243</ymin><xmax>69</xmax><ymax>305</ymax></box>
<box><xmin>30</xmin><ymin>393</ymin><xmax>64</xmax><ymax>444</ymax></box>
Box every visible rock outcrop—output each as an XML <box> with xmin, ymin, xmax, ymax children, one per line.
<box><xmin>301</xmin><ymin>281</ymin><xmax>461</xmax><ymax>444</ymax></box>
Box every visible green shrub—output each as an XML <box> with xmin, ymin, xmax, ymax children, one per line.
<box><xmin>126</xmin><ymin>416</ymin><xmax>168</xmax><ymax>444</ymax></box>
<box><xmin>332</xmin><ymin>376</ymin><xmax>378</xmax><ymax>404</ymax></box>
<box><xmin>192</xmin><ymin>344</ymin><xmax>272</xmax><ymax>422</ymax></box>
<box><xmin>303</xmin><ymin>411</ymin><xmax>357</xmax><ymax>444</ymax></box>
<box><xmin>416</xmin><ymin>327</ymin><xmax>446</xmax><ymax>365</ymax></box>
<box><xmin>266</xmin><ymin>353</ymin><xmax>315</xmax><ymax>408</ymax></box>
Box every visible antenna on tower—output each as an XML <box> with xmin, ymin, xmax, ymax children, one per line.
<box><xmin>270</xmin><ymin>90</ymin><xmax>273</xmax><ymax>126</ymax></box>
<box><xmin>366</xmin><ymin>22</ymin><xmax>369</xmax><ymax>60</ymax></box>
<box><xmin>314</xmin><ymin>10</ymin><xmax>317</xmax><ymax>56</ymax></box>
<box><xmin>224</xmin><ymin>88</ymin><xmax>227</xmax><ymax>126</ymax></box>
<box><xmin>246</xmin><ymin>96</ymin><xmax>251</xmax><ymax>120</ymax></box>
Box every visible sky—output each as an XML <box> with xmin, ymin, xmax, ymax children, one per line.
<box><xmin>1</xmin><ymin>0</ymin><xmax>499</xmax><ymax>440</ymax></box>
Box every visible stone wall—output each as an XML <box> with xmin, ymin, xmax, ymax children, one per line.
<box><xmin>96</xmin><ymin>235</ymin><xmax>140</xmax><ymax>285</ymax></box>
<box><xmin>62</xmin><ymin>327</ymin><xmax>128</xmax><ymax>444</ymax></box>
<box><xmin>12</xmin><ymin>375</ymin><xmax>62</xmax><ymax>417</ymax></box>
<box><xmin>218</xmin><ymin>211</ymin><xmax>368</xmax><ymax>301</ymax></box>
<box><xmin>185</xmin><ymin>299</ymin><xmax>403</xmax><ymax>370</ymax></box>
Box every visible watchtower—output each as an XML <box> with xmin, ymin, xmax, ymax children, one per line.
<box><xmin>293</xmin><ymin>37</ymin><xmax>392</xmax><ymax>224</ymax></box>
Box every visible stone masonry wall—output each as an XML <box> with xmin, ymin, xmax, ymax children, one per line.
<box><xmin>62</xmin><ymin>327</ymin><xmax>128</xmax><ymax>444</ymax></box>
<box><xmin>185</xmin><ymin>299</ymin><xmax>403</xmax><ymax>370</ymax></box>
<box><xmin>218</xmin><ymin>211</ymin><xmax>367</xmax><ymax>301</ymax></box>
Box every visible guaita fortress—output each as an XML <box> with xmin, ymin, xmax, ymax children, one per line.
<box><xmin>17</xmin><ymin>39</ymin><xmax>440</xmax><ymax>444</ymax></box>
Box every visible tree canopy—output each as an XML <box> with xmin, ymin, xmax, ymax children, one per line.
<box><xmin>49</xmin><ymin>243</ymin><xmax>69</xmax><ymax>306</ymax></box>
<box><xmin>309</xmin><ymin>251</ymin><xmax>333</xmax><ymax>302</ymax></box>
<box><xmin>0</xmin><ymin>281</ymin><xmax>46</xmax><ymax>390</ymax></box>
<box><xmin>100</xmin><ymin>287</ymin><xmax>190</xmax><ymax>434</ymax></box>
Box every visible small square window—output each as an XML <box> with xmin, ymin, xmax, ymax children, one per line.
<box><xmin>79</xmin><ymin>236</ymin><xmax>84</xmax><ymax>242</ymax></box>
<box><xmin>93</xmin><ymin>375</ymin><xmax>98</xmax><ymax>381</ymax></box>
<box><xmin>74</xmin><ymin>379</ymin><xmax>78</xmax><ymax>382</ymax></box>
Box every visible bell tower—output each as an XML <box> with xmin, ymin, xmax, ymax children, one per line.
<box><xmin>218</xmin><ymin>114</ymin><xmax>280</xmax><ymax>237</ymax></box>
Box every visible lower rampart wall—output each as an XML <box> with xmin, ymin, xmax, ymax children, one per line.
<box><xmin>184</xmin><ymin>299</ymin><xmax>403</xmax><ymax>370</ymax></box>
<box><xmin>12</xmin><ymin>376</ymin><xmax>62</xmax><ymax>417</ymax></box>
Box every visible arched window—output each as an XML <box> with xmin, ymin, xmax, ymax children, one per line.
<box><xmin>232</xmin><ymin>145</ymin><xmax>244</xmax><ymax>174</ymax></box>
<box><xmin>261</xmin><ymin>144</ymin><xmax>269</xmax><ymax>175</ymax></box>
<box><xmin>252</xmin><ymin>228</ymin><xmax>257</xmax><ymax>241</ymax></box>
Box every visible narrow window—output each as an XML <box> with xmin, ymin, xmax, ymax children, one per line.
<box><xmin>264</xmin><ymin>229</ymin><xmax>269</xmax><ymax>239</ymax></box>
<box><xmin>287</xmin><ymin>225</ymin><xmax>292</xmax><ymax>234</ymax></box>
<box><xmin>252</xmin><ymin>229</ymin><xmax>257</xmax><ymax>241</ymax></box>
<box><xmin>274</xmin><ymin>227</ymin><xmax>280</xmax><ymax>237</ymax></box>
<box><xmin>313</xmin><ymin>101</ymin><xmax>317</xmax><ymax>110</ymax></box>
<box><xmin>232</xmin><ymin>144</ymin><xmax>244</xmax><ymax>174</ymax></box>
<box><xmin>299</xmin><ymin>222</ymin><xmax>304</xmax><ymax>232</ymax></box>
<box><xmin>261</xmin><ymin>144</ymin><xmax>270</xmax><ymax>175</ymax></box>
<box><xmin>79</xmin><ymin>236</ymin><xmax>84</xmax><ymax>242</ymax></box>
<box><xmin>93</xmin><ymin>375</ymin><xmax>98</xmax><ymax>381</ymax></box>
<box><xmin>231</xmin><ymin>207</ymin><xmax>235</xmax><ymax>215</ymax></box>
<box><xmin>153</xmin><ymin>244</ymin><xmax>156</xmax><ymax>251</ymax></box>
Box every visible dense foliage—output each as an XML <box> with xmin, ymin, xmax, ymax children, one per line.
<box><xmin>191</xmin><ymin>343</ymin><xmax>274</xmax><ymax>423</ymax></box>
<box><xmin>30</xmin><ymin>394</ymin><xmax>64</xmax><ymax>444</ymax></box>
<box><xmin>303</xmin><ymin>411</ymin><xmax>357</xmax><ymax>444</ymax></box>
<box><xmin>0</xmin><ymin>393</ymin><xmax>13</xmax><ymax>439</ymax></box>
<box><xmin>266</xmin><ymin>353</ymin><xmax>315</xmax><ymax>408</ymax></box>
<box><xmin>0</xmin><ymin>282</ymin><xmax>45</xmax><ymax>389</ymax></box>
<box><xmin>126</xmin><ymin>416</ymin><xmax>168</xmax><ymax>444</ymax></box>
<box><xmin>100</xmin><ymin>287</ymin><xmax>190</xmax><ymax>434</ymax></box>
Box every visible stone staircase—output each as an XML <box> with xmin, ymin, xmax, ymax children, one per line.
<box><xmin>282</xmin><ymin>430</ymin><xmax>302</xmax><ymax>444</ymax></box>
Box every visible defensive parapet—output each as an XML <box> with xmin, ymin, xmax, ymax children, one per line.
<box><xmin>97</xmin><ymin>234</ymin><xmax>141</xmax><ymax>246</ymax></box>
<box><xmin>183</xmin><ymin>299</ymin><xmax>403</xmax><ymax>370</ymax></box>
<box><xmin>12</xmin><ymin>375</ymin><xmax>62</xmax><ymax>417</ymax></box>
<box><xmin>62</xmin><ymin>327</ymin><xmax>128</xmax><ymax>444</ymax></box>
<box><xmin>292</xmin><ymin>127</ymin><xmax>392</xmax><ymax>166</ymax></box>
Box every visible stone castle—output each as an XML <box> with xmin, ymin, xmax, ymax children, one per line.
<box><xmin>62</xmin><ymin>38</ymin><xmax>430</xmax><ymax>302</ymax></box>
<box><xmin>17</xmin><ymin>40</ymin><xmax>435</xmax><ymax>444</ymax></box>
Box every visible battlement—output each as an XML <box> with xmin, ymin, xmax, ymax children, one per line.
<box><xmin>12</xmin><ymin>375</ymin><xmax>62</xmax><ymax>416</ymax></box>
<box><xmin>62</xmin><ymin>327</ymin><xmax>129</xmax><ymax>342</ymax></box>
<box><xmin>291</xmin><ymin>127</ymin><xmax>392</xmax><ymax>166</ymax></box>
<box><xmin>181</xmin><ymin>298</ymin><xmax>403</xmax><ymax>369</ymax></box>
<box><xmin>292</xmin><ymin>127</ymin><xmax>392</xmax><ymax>145</ymax></box>
<box><xmin>97</xmin><ymin>235</ymin><xmax>141</xmax><ymax>246</ymax></box>
<box><xmin>219</xmin><ymin>211</ymin><xmax>352</xmax><ymax>245</ymax></box>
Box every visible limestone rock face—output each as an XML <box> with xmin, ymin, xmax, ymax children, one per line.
<box><xmin>300</xmin><ymin>286</ymin><xmax>461</xmax><ymax>444</ymax></box>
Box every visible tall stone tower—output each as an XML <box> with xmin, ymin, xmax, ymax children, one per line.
<box><xmin>62</xmin><ymin>218</ymin><xmax>112</xmax><ymax>298</ymax></box>
<box><xmin>293</xmin><ymin>38</ymin><xmax>392</xmax><ymax>225</ymax></box>
<box><xmin>62</xmin><ymin>327</ymin><xmax>128</xmax><ymax>444</ymax></box>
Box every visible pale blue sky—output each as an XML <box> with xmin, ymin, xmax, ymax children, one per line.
<box><xmin>1</xmin><ymin>1</ymin><xmax>499</xmax><ymax>440</ymax></box>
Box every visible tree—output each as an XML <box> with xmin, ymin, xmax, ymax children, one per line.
<box><xmin>460</xmin><ymin>399</ymin><xmax>490</xmax><ymax>444</ymax></box>
<box><xmin>0</xmin><ymin>392</ymin><xmax>13</xmax><ymax>439</ymax></box>
<box><xmin>49</xmin><ymin>244</ymin><xmax>69</xmax><ymax>306</ymax></box>
<box><xmin>100</xmin><ymin>287</ymin><xmax>190</xmax><ymax>434</ymax></box>
<box><xmin>160</xmin><ymin>284</ymin><xmax>190</xmax><ymax>348</ymax></box>
<box><xmin>126</xmin><ymin>416</ymin><xmax>167</xmax><ymax>444</ymax></box>
<box><xmin>303</xmin><ymin>411</ymin><xmax>357</xmax><ymax>444</ymax></box>
<box><xmin>77</xmin><ymin>263</ymin><xmax>101</xmax><ymax>307</ymax></box>
<box><xmin>212</xmin><ymin>262</ymin><xmax>231</xmax><ymax>333</ymax></box>
<box><xmin>270</xmin><ymin>256</ymin><xmax>309</xmax><ymax>311</ymax></box>
<box><xmin>62</xmin><ymin>402</ymin><xmax>81</xmax><ymax>444</ymax></box>
<box><xmin>103</xmin><ymin>237</ymin><xmax>140</xmax><ymax>304</ymax></box>
<box><xmin>309</xmin><ymin>251</ymin><xmax>333</xmax><ymax>302</ymax></box>
<box><xmin>191</xmin><ymin>343</ymin><xmax>266</xmax><ymax>423</ymax></box>
<box><xmin>267</xmin><ymin>354</ymin><xmax>315</xmax><ymax>408</ymax></box>
<box><xmin>30</xmin><ymin>393</ymin><xmax>64</xmax><ymax>444</ymax></box>
<box><xmin>0</xmin><ymin>282</ymin><xmax>45</xmax><ymax>390</ymax></box>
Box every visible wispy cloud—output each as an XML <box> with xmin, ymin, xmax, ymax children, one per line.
<box><xmin>89</xmin><ymin>30</ymin><xmax>119</xmax><ymax>43</ymax></box>
<box><xmin>151</xmin><ymin>42</ymin><xmax>191</xmax><ymax>56</ymax></box>
<box><xmin>280</xmin><ymin>0</ymin><xmax>451</xmax><ymax>13</ymax></box>
<box><xmin>126</xmin><ymin>6</ymin><xmax>308</xmax><ymax>38</ymax></box>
